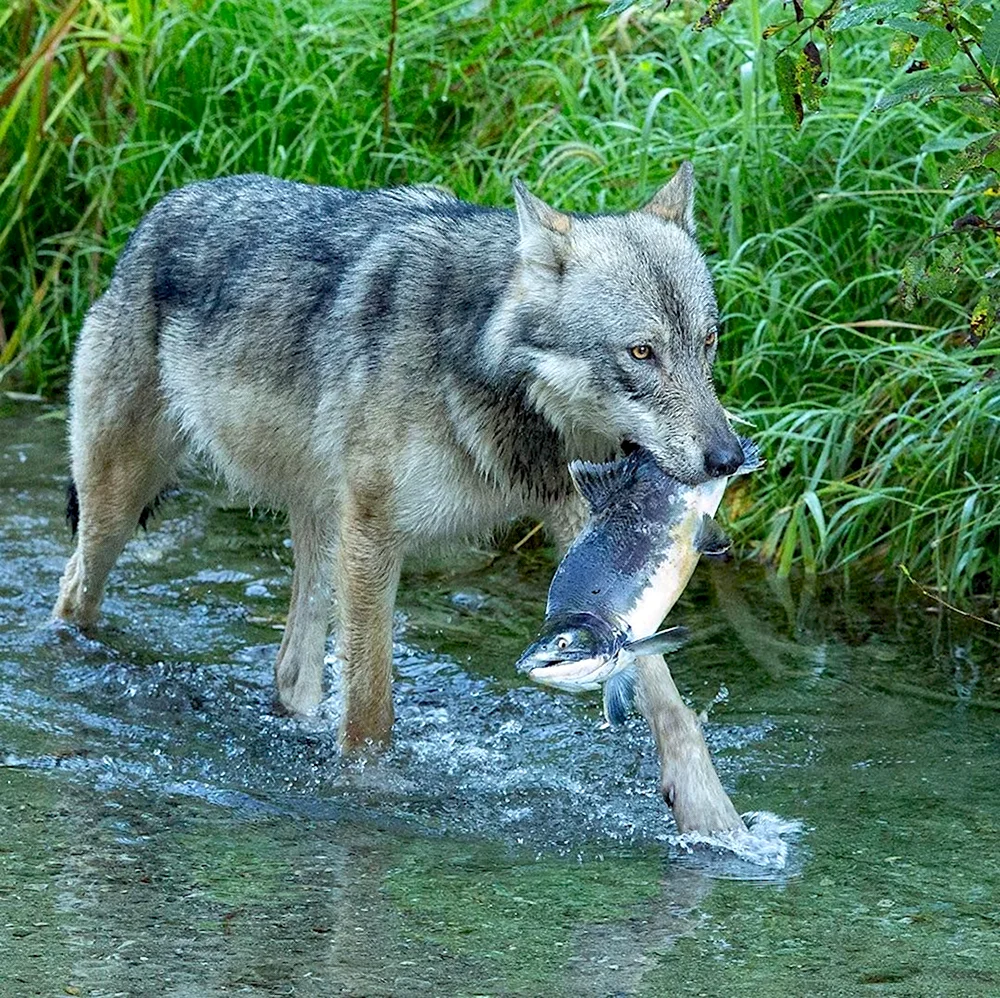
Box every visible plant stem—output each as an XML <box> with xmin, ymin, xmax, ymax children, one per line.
<box><xmin>382</xmin><ymin>0</ymin><xmax>399</xmax><ymax>146</ymax></box>
<box><xmin>941</xmin><ymin>0</ymin><xmax>1000</xmax><ymax>104</ymax></box>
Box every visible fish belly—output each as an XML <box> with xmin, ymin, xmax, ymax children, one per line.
<box><xmin>624</xmin><ymin>546</ymin><xmax>695</xmax><ymax>641</ymax></box>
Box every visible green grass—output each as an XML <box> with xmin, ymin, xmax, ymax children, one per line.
<box><xmin>1</xmin><ymin>0</ymin><xmax>997</xmax><ymax>604</ymax></box>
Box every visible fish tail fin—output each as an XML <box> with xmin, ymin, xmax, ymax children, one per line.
<box><xmin>735</xmin><ymin>436</ymin><xmax>765</xmax><ymax>475</ymax></box>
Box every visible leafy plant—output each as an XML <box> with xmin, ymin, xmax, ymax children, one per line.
<box><xmin>600</xmin><ymin>0</ymin><xmax>999</xmax><ymax>604</ymax></box>
<box><xmin>771</xmin><ymin>0</ymin><xmax>999</xmax><ymax>340</ymax></box>
<box><xmin>2</xmin><ymin>0</ymin><xmax>998</xmax><ymax>603</ymax></box>
<box><xmin>613</xmin><ymin>0</ymin><xmax>999</xmax><ymax>341</ymax></box>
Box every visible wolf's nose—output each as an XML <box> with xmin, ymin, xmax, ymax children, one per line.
<box><xmin>703</xmin><ymin>439</ymin><xmax>744</xmax><ymax>478</ymax></box>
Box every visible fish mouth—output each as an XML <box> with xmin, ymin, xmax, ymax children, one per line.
<box><xmin>516</xmin><ymin>641</ymin><xmax>609</xmax><ymax>691</ymax></box>
<box><xmin>514</xmin><ymin>642</ymin><xmax>583</xmax><ymax>676</ymax></box>
<box><xmin>525</xmin><ymin>655</ymin><xmax>616</xmax><ymax>692</ymax></box>
<box><xmin>516</xmin><ymin>613</ymin><xmax>627</xmax><ymax>691</ymax></box>
<box><xmin>519</xmin><ymin>646</ymin><xmax>628</xmax><ymax>692</ymax></box>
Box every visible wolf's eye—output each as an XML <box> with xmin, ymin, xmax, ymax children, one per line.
<box><xmin>629</xmin><ymin>344</ymin><xmax>653</xmax><ymax>361</ymax></box>
<box><xmin>704</xmin><ymin>329</ymin><xmax>718</xmax><ymax>350</ymax></box>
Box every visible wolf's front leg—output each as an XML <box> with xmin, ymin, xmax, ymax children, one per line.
<box><xmin>634</xmin><ymin>654</ymin><xmax>746</xmax><ymax>835</ymax></box>
<box><xmin>336</xmin><ymin>487</ymin><xmax>404</xmax><ymax>751</ymax></box>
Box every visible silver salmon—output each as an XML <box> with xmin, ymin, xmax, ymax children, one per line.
<box><xmin>516</xmin><ymin>437</ymin><xmax>762</xmax><ymax>722</ymax></box>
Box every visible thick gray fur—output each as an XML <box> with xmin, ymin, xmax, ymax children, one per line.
<box><xmin>53</xmin><ymin>166</ymin><xmax>743</xmax><ymax>749</ymax></box>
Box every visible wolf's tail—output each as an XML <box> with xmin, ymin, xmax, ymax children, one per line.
<box><xmin>66</xmin><ymin>481</ymin><xmax>80</xmax><ymax>537</ymax></box>
<box><xmin>65</xmin><ymin>479</ymin><xmax>169</xmax><ymax>537</ymax></box>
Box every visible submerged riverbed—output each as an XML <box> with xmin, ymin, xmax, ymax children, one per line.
<box><xmin>2</xmin><ymin>397</ymin><xmax>999</xmax><ymax>996</ymax></box>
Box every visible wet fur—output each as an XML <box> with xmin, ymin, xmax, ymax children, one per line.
<box><xmin>53</xmin><ymin>167</ymin><xmax>741</xmax><ymax>749</ymax></box>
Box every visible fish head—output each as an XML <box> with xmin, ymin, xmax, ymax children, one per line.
<box><xmin>515</xmin><ymin>613</ymin><xmax>623</xmax><ymax>692</ymax></box>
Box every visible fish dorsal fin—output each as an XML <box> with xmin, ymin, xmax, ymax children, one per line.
<box><xmin>623</xmin><ymin>625</ymin><xmax>689</xmax><ymax>657</ymax></box>
<box><xmin>603</xmin><ymin>665</ymin><xmax>638</xmax><ymax>725</ymax></box>
<box><xmin>695</xmin><ymin>514</ymin><xmax>731</xmax><ymax>556</ymax></box>
<box><xmin>568</xmin><ymin>456</ymin><xmax>636</xmax><ymax>513</ymax></box>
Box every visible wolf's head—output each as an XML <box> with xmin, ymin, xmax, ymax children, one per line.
<box><xmin>491</xmin><ymin>164</ymin><xmax>743</xmax><ymax>485</ymax></box>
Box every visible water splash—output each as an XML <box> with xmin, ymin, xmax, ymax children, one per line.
<box><xmin>4</xmin><ymin>613</ymin><xmax>794</xmax><ymax>874</ymax></box>
<box><xmin>668</xmin><ymin>811</ymin><xmax>804</xmax><ymax>878</ymax></box>
<box><xmin>1</xmin><ymin>405</ymin><xmax>801</xmax><ymax>880</ymax></box>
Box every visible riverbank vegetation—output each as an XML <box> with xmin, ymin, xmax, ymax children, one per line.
<box><xmin>1</xmin><ymin>0</ymin><xmax>997</xmax><ymax>607</ymax></box>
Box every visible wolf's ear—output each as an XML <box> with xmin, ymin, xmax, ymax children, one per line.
<box><xmin>641</xmin><ymin>161</ymin><xmax>696</xmax><ymax>234</ymax></box>
<box><xmin>512</xmin><ymin>179</ymin><xmax>572</xmax><ymax>273</ymax></box>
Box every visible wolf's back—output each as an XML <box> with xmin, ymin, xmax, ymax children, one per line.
<box><xmin>99</xmin><ymin>175</ymin><xmax>519</xmax><ymax>367</ymax></box>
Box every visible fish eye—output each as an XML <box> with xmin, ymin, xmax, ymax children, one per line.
<box><xmin>629</xmin><ymin>344</ymin><xmax>653</xmax><ymax>361</ymax></box>
<box><xmin>556</xmin><ymin>633</ymin><xmax>572</xmax><ymax>650</ymax></box>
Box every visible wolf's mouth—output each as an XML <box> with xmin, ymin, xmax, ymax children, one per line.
<box><xmin>620</xmin><ymin>439</ymin><xmax>640</xmax><ymax>456</ymax></box>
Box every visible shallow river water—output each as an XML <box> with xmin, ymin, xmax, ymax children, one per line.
<box><xmin>2</xmin><ymin>398</ymin><xmax>999</xmax><ymax>997</ymax></box>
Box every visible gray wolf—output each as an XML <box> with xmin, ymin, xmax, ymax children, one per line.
<box><xmin>53</xmin><ymin>164</ymin><xmax>744</xmax><ymax>750</ymax></box>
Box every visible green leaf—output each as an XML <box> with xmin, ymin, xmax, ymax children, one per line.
<box><xmin>982</xmin><ymin>10</ymin><xmax>1000</xmax><ymax>76</ymax></box>
<box><xmin>921</xmin><ymin>27</ymin><xmax>959</xmax><ymax>67</ymax></box>
<box><xmin>600</xmin><ymin>0</ymin><xmax>636</xmax><ymax>17</ymax></box>
<box><xmin>831</xmin><ymin>0</ymin><xmax>924</xmax><ymax>31</ymax></box>
<box><xmin>970</xmin><ymin>292</ymin><xmax>999</xmax><ymax>344</ymax></box>
<box><xmin>775</xmin><ymin>52</ymin><xmax>803</xmax><ymax>128</ymax></box>
<box><xmin>954</xmin><ymin>95</ymin><xmax>1000</xmax><ymax>132</ymax></box>
<box><xmin>777</xmin><ymin>505</ymin><xmax>799</xmax><ymax>577</ymax></box>
<box><xmin>886</xmin><ymin>17</ymin><xmax>934</xmax><ymax>38</ymax></box>
<box><xmin>888</xmin><ymin>33</ymin><xmax>916</xmax><ymax>68</ymax></box>
<box><xmin>797</xmin><ymin>48</ymin><xmax>824</xmax><ymax>112</ymax></box>
<box><xmin>942</xmin><ymin>131</ymin><xmax>1000</xmax><ymax>180</ymax></box>
<box><xmin>874</xmin><ymin>73</ymin><xmax>960</xmax><ymax>109</ymax></box>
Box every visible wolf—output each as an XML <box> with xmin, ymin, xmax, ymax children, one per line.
<box><xmin>53</xmin><ymin>164</ymin><xmax>744</xmax><ymax>750</ymax></box>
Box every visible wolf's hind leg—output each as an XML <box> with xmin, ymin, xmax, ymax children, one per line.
<box><xmin>274</xmin><ymin>508</ymin><xmax>337</xmax><ymax>715</ymax></box>
<box><xmin>336</xmin><ymin>487</ymin><xmax>404</xmax><ymax>751</ymax></box>
<box><xmin>55</xmin><ymin>420</ymin><xmax>180</xmax><ymax>627</ymax></box>
<box><xmin>54</xmin><ymin>306</ymin><xmax>180</xmax><ymax>627</ymax></box>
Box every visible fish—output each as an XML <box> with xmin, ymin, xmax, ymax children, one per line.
<box><xmin>516</xmin><ymin>437</ymin><xmax>763</xmax><ymax>724</ymax></box>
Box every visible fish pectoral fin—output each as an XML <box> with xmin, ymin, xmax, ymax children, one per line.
<box><xmin>622</xmin><ymin>625</ymin><xmax>689</xmax><ymax>657</ymax></box>
<box><xmin>603</xmin><ymin>665</ymin><xmax>638</xmax><ymax>725</ymax></box>
<box><xmin>695</xmin><ymin>514</ymin><xmax>731</xmax><ymax>556</ymax></box>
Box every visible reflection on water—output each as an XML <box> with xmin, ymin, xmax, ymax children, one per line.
<box><xmin>2</xmin><ymin>398</ymin><xmax>999</xmax><ymax>996</ymax></box>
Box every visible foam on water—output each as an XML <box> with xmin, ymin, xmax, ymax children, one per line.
<box><xmin>669</xmin><ymin>811</ymin><xmax>804</xmax><ymax>877</ymax></box>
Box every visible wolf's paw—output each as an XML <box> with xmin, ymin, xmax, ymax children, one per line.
<box><xmin>53</xmin><ymin>574</ymin><xmax>100</xmax><ymax>629</ymax></box>
<box><xmin>274</xmin><ymin>658</ymin><xmax>325</xmax><ymax>718</ymax></box>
